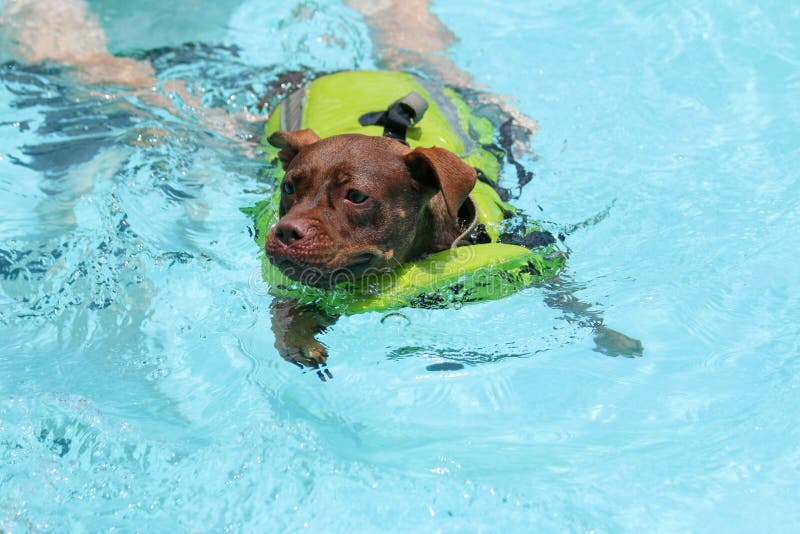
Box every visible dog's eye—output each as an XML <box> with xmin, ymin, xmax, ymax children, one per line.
<box><xmin>345</xmin><ymin>189</ymin><xmax>368</xmax><ymax>204</ymax></box>
<box><xmin>282</xmin><ymin>181</ymin><xmax>295</xmax><ymax>195</ymax></box>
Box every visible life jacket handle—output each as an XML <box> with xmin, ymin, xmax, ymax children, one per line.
<box><xmin>358</xmin><ymin>91</ymin><xmax>429</xmax><ymax>145</ymax></box>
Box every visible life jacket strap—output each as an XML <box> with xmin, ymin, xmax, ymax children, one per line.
<box><xmin>358</xmin><ymin>91</ymin><xmax>429</xmax><ymax>145</ymax></box>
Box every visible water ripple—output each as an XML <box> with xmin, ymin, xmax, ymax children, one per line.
<box><xmin>2</xmin><ymin>0</ymin><xmax>800</xmax><ymax>530</ymax></box>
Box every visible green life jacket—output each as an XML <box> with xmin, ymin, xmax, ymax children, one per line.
<box><xmin>245</xmin><ymin>71</ymin><xmax>565</xmax><ymax>314</ymax></box>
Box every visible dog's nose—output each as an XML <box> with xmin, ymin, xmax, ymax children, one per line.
<box><xmin>274</xmin><ymin>220</ymin><xmax>306</xmax><ymax>246</ymax></box>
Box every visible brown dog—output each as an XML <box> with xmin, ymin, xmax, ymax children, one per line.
<box><xmin>3</xmin><ymin>1</ymin><xmax>642</xmax><ymax>373</ymax></box>
<box><xmin>265</xmin><ymin>129</ymin><xmax>477</xmax><ymax>368</ymax></box>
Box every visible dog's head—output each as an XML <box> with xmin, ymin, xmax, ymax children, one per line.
<box><xmin>264</xmin><ymin>129</ymin><xmax>477</xmax><ymax>287</ymax></box>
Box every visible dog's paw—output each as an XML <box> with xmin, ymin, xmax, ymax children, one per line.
<box><xmin>275</xmin><ymin>339</ymin><xmax>333</xmax><ymax>378</ymax></box>
<box><xmin>593</xmin><ymin>326</ymin><xmax>644</xmax><ymax>357</ymax></box>
<box><xmin>270</xmin><ymin>299</ymin><xmax>338</xmax><ymax>378</ymax></box>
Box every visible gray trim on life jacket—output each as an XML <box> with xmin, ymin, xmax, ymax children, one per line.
<box><xmin>280</xmin><ymin>84</ymin><xmax>306</xmax><ymax>132</ymax></box>
<box><xmin>413</xmin><ymin>75</ymin><xmax>477</xmax><ymax>158</ymax></box>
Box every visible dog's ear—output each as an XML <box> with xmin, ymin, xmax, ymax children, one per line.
<box><xmin>267</xmin><ymin>129</ymin><xmax>321</xmax><ymax>170</ymax></box>
<box><xmin>406</xmin><ymin>147</ymin><xmax>477</xmax><ymax>220</ymax></box>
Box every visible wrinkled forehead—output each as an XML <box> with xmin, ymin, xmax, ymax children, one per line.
<box><xmin>287</xmin><ymin>135</ymin><xmax>411</xmax><ymax>180</ymax></box>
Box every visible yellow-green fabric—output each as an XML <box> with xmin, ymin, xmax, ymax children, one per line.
<box><xmin>249</xmin><ymin>70</ymin><xmax>565</xmax><ymax>314</ymax></box>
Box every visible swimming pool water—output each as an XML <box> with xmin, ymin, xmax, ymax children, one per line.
<box><xmin>1</xmin><ymin>0</ymin><xmax>799</xmax><ymax>531</ymax></box>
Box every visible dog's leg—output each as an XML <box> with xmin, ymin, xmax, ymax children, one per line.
<box><xmin>542</xmin><ymin>276</ymin><xmax>644</xmax><ymax>357</ymax></box>
<box><xmin>270</xmin><ymin>299</ymin><xmax>338</xmax><ymax>377</ymax></box>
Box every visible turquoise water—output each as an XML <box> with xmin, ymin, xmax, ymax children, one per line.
<box><xmin>2</xmin><ymin>0</ymin><xmax>799</xmax><ymax>531</ymax></box>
